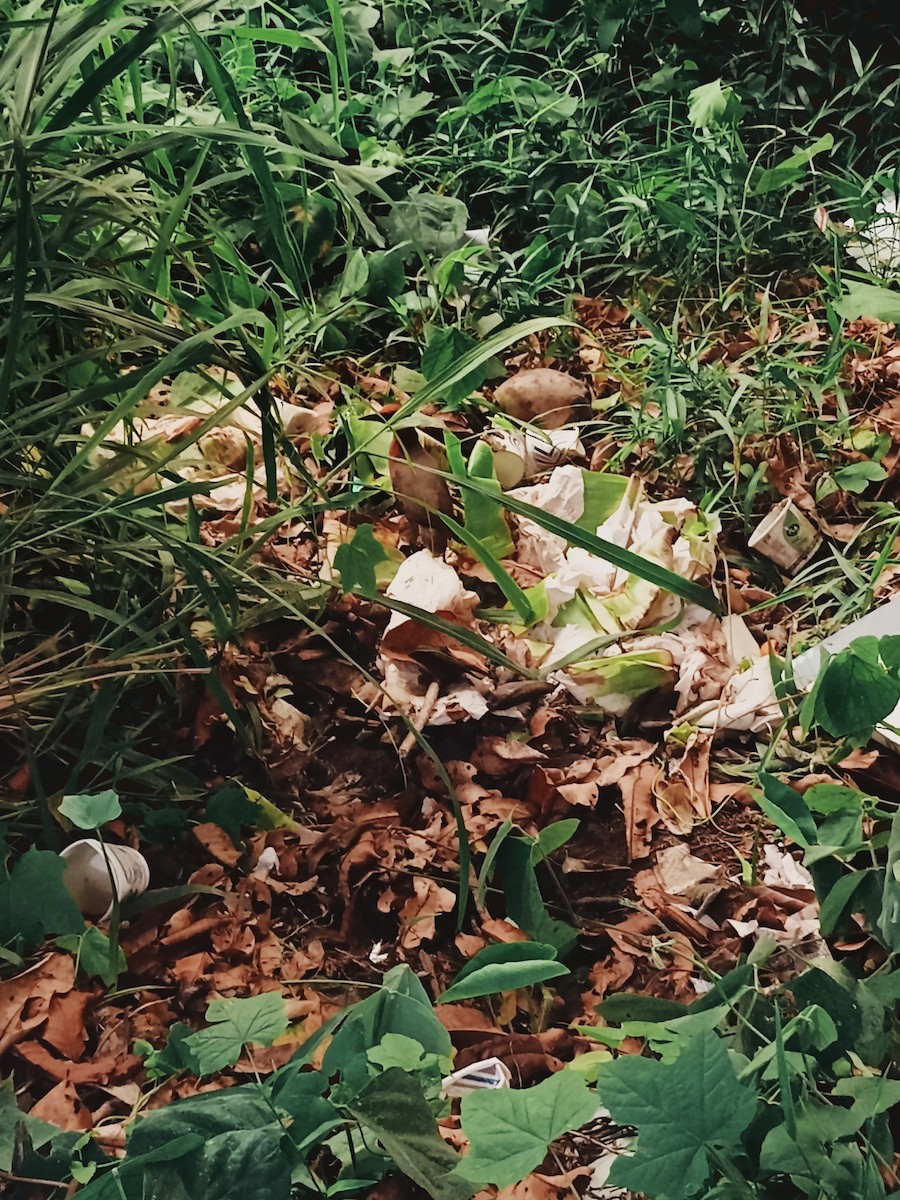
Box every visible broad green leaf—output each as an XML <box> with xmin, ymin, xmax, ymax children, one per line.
<box><xmin>494</xmin><ymin>836</ymin><xmax>579</xmax><ymax>956</ymax></box>
<box><xmin>687</xmin><ymin>79</ymin><xmax>742</xmax><ymax>129</ymax></box>
<box><xmin>862</xmin><ymin>968</ymin><xmax>900</xmax><ymax>1006</ymax></box>
<box><xmin>803</xmin><ymin>784</ymin><xmax>865</xmax><ymax>815</ymax></box>
<box><xmin>0</xmin><ymin>1078</ymin><xmax>59</xmax><ymax>1171</ymax></box>
<box><xmin>366</xmin><ymin>1033</ymin><xmax>430</xmax><ymax>1071</ymax></box>
<box><xmin>0</xmin><ymin>848</ymin><xmax>84</xmax><ymax>948</ymax></box>
<box><xmin>57</xmin><ymin>926</ymin><xmax>127</xmax><ymax>986</ymax></box>
<box><xmin>323</xmin><ymin>965</ymin><xmax>452</xmax><ymax>1098</ymax></box>
<box><xmin>665</xmin><ymin>0</ymin><xmax>702</xmax><ymax>36</ymax></box>
<box><xmin>563</xmin><ymin>1049</ymin><xmax>613</xmax><ymax>1082</ymax></box>
<box><xmin>834</xmin><ymin>461</ymin><xmax>888</xmax><ymax>494</ymax></box>
<box><xmin>421</xmin><ymin>327</ymin><xmax>489</xmax><ymax>407</ymax></box>
<box><xmin>578</xmin><ymin>471</ymin><xmax>631</xmax><ymax>533</ymax></box>
<box><xmin>455</xmin><ymin>1070</ymin><xmax>597</xmax><ymax>1187</ymax></box>
<box><xmin>832</xmin><ymin>1075</ymin><xmax>900</xmax><ymax>1123</ymax></box>
<box><xmin>813</xmin><ymin>647</ymin><xmax>900</xmax><ymax>738</ymax></box>
<box><xmin>878</xmin><ymin>634</ymin><xmax>900</xmax><ymax>674</ymax></box>
<box><xmin>130</xmin><ymin>1088</ymin><xmax>280</xmax><ymax>1154</ymax></box>
<box><xmin>530</xmin><ymin>819</ymin><xmax>580</xmax><ymax>865</ymax></box>
<box><xmin>446</xmin><ymin>435</ymin><xmax>515</xmax><ymax>560</ymax></box>
<box><xmin>205</xmin><ymin>781</ymin><xmax>261</xmax><ymax>845</ymax></box>
<box><xmin>182</xmin><ymin>992</ymin><xmax>289</xmax><ymax>1076</ymax></box>
<box><xmin>758</xmin><ymin>1101</ymin><xmax>878</xmax><ymax>1195</ymax></box>
<box><xmin>59</xmin><ymin>789</ymin><xmax>121</xmax><ymax>829</ymax></box>
<box><xmin>834</xmin><ymin>283</ymin><xmax>900</xmax><ymax>324</ymax></box>
<box><xmin>268</xmin><ymin>1069</ymin><xmax>340</xmax><ymax>1152</ymax></box>
<box><xmin>439</xmin><ymin>942</ymin><xmax>568</xmax><ymax>1003</ymax></box>
<box><xmin>347</xmin><ymin>1068</ymin><xmax>472</xmax><ymax>1200</ymax></box>
<box><xmin>878</xmin><ymin>809</ymin><xmax>900</xmax><ymax>952</ymax></box>
<box><xmin>596</xmin><ymin>993</ymin><xmax>688</xmax><ymax>1024</ymax></box>
<box><xmin>75</xmin><ymin>1135</ymin><xmax>206</xmax><ymax>1200</ymax></box>
<box><xmin>793</xmin><ymin>960</ymin><xmax>890</xmax><ymax>1067</ymax></box>
<box><xmin>601</xmin><ymin>1030</ymin><xmax>756</xmax><ymax>1200</ymax></box>
<box><xmin>127</xmin><ymin>1089</ymin><xmax>290</xmax><ymax>1200</ymax></box>
<box><xmin>334</xmin><ymin>524</ymin><xmax>389</xmax><ymax>595</ymax></box>
<box><xmin>752</xmin><ymin>133</ymin><xmax>834</xmax><ymax>194</ymax></box>
<box><xmin>383</xmin><ymin>194</ymin><xmax>469</xmax><ymax>256</ymax></box>
<box><xmin>818</xmin><ymin>869</ymin><xmax>874</xmax><ymax>937</ymax></box>
<box><xmin>758</xmin><ymin>773</ymin><xmax>818</xmax><ymax>849</ymax></box>
<box><xmin>205</xmin><ymin>782</ymin><xmax>301</xmax><ymax>845</ymax></box>
<box><xmin>139</xmin><ymin>1023</ymin><xmax>199</xmax><ymax>1081</ymax></box>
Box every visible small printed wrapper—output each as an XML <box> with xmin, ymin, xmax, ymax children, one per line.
<box><xmin>441</xmin><ymin>1057</ymin><xmax>512</xmax><ymax>1098</ymax></box>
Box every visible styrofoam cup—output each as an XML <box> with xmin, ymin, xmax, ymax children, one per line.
<box><xmin>60</xmin><ymin>839</ymin><xmax>150</xmax><ymax>921</ymax></box>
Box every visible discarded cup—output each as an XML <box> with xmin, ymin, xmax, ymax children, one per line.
<box><xmin>748</xmin><ymin>498</ymin><xmax>822</xmax><ymax>574</ymax></box>
<box><xmin>60</xmin><ymin>840</ymin><xmax>150</xmax><ymax>921</ymax></box>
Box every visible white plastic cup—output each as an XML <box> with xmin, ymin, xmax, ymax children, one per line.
<box><xmin>60</xmin><ymin>839</ymin><xmax>150</xmax><ymax>921</ymax></box>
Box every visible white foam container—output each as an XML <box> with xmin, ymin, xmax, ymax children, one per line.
<box><xmin>60</xmin><ymin>839</ymin><xmax>150</xmax><ymax>921</ymax></box>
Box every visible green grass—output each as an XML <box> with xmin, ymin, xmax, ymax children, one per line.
<box><xmin>1</xmin><ymin>0</ymin><xmax>900</xmax><ymax>832</ymax></box>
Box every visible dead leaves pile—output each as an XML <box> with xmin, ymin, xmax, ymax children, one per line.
<box><xmin>8</xmin><ymin>304</ymin><xmax>900</xmax><ymax>1198</ymax></box>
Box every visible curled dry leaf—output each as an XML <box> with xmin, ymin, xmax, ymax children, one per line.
<box><xmin>472</xmin><ymin>736</ymin><xmax>547</xmax><ymax>776</ymax></box>
<box><xmin>620</xmin><ymin>758</ymin><xmax>663</xmax><ymax>861</ymax></box>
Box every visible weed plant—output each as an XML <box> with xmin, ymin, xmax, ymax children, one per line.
<box><xmin>2</xmin><ymin>0</ymin><xmax>900</xmax><ymax>832</ymax></box>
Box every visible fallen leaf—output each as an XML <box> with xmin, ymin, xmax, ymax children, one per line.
<box><xmin>16</xmin><ymin>1040</ymin><xmax>139</xmax><ymax>1084</ymax></box>
<box><xmin>0</xmin><ymin>954</ymin><xmax>75</xmax><ymax>1055</ymax></box>
<box><xmin>193</xmin><ymin>822</ymin><xmax>242</xmax><ymax>866</ymax></box>
<box><xmin>651</xmin><ymin>844</ymin><xmax>720</xmax><ymax>898</ymax></box>
<box><xmin>29</xmin><ymin>1080</ymin><xmax>93</xmax><ymax>1131</ymax></box>
<box><xmin>42</xmin><ymin>989</ymin><xmax>90</xmax><ymax>1060</ymax></box>
<box><xmin>620</xmin><ymin>759</ymin><xmax>663</xmax><ymax>860</ymax></box>
<box><xmin>399</xmin><ymin>877</ymin><xmax>456</xmax><ymax>948</ymax></box>
<box><xmin>472</xmin><ymin>737</ymin><xmax>546</xmax><ymax>777</ymax></box>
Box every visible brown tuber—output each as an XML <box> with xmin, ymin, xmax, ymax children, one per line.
<box><xmin>492</xmin><ymin>367</ymin><xmax>586</xmax><ymax>429</ymax></box>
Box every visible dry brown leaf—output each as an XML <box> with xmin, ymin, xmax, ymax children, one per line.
<box><xmin>838</xmin><ymin>747</ymin><xmax>880</xmax><ymax>770</ymax></box>
<box><xmin>29</xmin><ymin>1080</ymin><xmax>93</xmax><ymax>1131</ymax></box>
<box><xmin>381</xmin><ymin>618</ymin><xmax>488</xmax><ymax>674</ymax></box>
<box><xmin>399</xmin><ymin>877</ymin><xmax>456</xmax><ymax>948</ymax></box>
<box><xmin>16</xmin><ymin>1040</ymin><xmax>140</xmax><ymax>1084</ymax></box>
<box><xmin>436</xmin><ymin>1005</ymin><xmax>501</xmax><ymax>1036</ymax></box>
<box><xmin>479</xmin><ymin>917</ymin><xmax>532</xmax><ymax>943</ymax></box>
<box><xmin>0</xmin><ymin>954</ymin><xmax>75</xmax><ymax>1055</ymax></box>
<box><xmin>193</xmin><ymin>822</ymin><xmax>242</xmax><ymax>866</ymax></box>
<box><xmin>651</xmin><ymin>844</ymin><xmax>720</xmax><ymax>898</ymax></box>
<box><xmin>620</xmin><ymin>759</ymin><xmax>663</xmax><ymax>860</ymax></box>
<box><xmin>492</xmin><ymin>1173</ymin><xmax>567</xmax><ymax>1200</ymax></box>
<box><xmin>471</xmin><ymin>737</ymin><xmax>546</xmax><ymax>776</ymax></box>
<box><xmin>42</xmin><ymin>990</ymin><xmax>90</xmax><ymax>1060</ymax></box>
<box><xmin>665</xmin><ymin>733</ymin><xmax>712</xmax><ymax>823</ymax></box>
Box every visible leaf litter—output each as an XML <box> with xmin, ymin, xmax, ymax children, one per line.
<box><xmin>7</xmin><ymin>297</ymin><xmax>900</xmax><ymax>1198</ymax></box>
